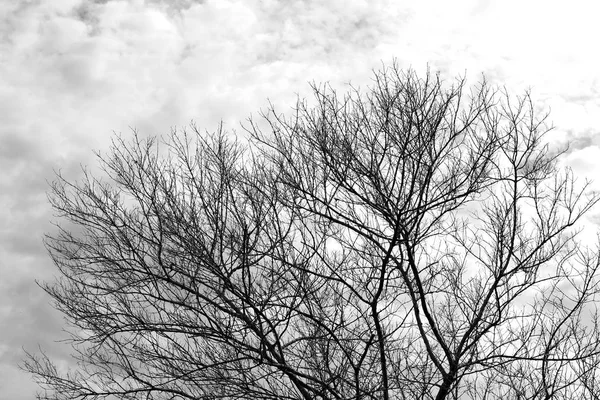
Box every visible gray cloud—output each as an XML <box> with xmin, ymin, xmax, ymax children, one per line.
<box><xmin>2</xmin><ymin>1</ymin><xmax>600</xmax><ymax>399</ymax></box>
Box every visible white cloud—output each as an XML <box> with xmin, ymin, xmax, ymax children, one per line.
<box><xmin>2</xmin><ymin>0</ymin><xmax>600</xmax><ymax>398</ymax></box>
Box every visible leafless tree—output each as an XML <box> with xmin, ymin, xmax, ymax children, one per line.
<box><xmin>24</xmin><ymin>63</ymin><xmax>600</xmax><ymax>400</ymax></box>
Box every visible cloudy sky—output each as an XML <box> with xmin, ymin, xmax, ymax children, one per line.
<box><xmin>1</xmin><ymin>0</ymin><xmax>600</xmax><ymax>398</ymax></box>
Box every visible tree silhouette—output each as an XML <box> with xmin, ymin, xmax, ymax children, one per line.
<box><xmin>24</xmin><ymin>63</ymin><xmax>600</xmax><ymax>400</ymax></box>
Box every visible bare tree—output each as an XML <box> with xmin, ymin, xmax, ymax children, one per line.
<box><xmin>24</xmin><ymin>63</ymin><xmax>600</xmax><ymax>400</ymax></box>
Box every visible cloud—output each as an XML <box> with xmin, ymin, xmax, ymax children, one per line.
<box><xmin>562</xmin><ymin>145</ymin><xmax>600</xmax><ymax>185</ymax></box>
<box><xmin>2</xmin><ymin>0</ymin><xmax>600</xmax><ymax>398</ymax></box>
<box><xmin>0</xmin><ymin>1</ymin><xmax>413</xmax><ymax>397</ymax></box>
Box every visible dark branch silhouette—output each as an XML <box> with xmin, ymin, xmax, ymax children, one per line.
<box><xmin>24</xmin><ymin>63</ymin><xmax>600</xmax><ymax>400</ymax></box>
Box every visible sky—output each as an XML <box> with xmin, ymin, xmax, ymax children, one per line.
<box><xmin>1</xmin><ymin>0</ymin><xmax>600</xmax><ymax>398</ymax></box>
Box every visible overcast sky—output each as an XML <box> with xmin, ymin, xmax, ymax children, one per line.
<box><xmin>1</xmin><ymin>0</ymin><xmax>600</xmax><ymax>398</ymax></box>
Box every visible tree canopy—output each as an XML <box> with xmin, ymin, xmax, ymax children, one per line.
<box><xmin>24</xmin><ymin>64</ymin><xmax>600</xmax><ymax>400</ymax></box>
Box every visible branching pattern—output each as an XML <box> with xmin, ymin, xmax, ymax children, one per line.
<box><xmin>24</xmin><ymin>64</ymin><xmax>600</xmax><ymax>400</ymax></box>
